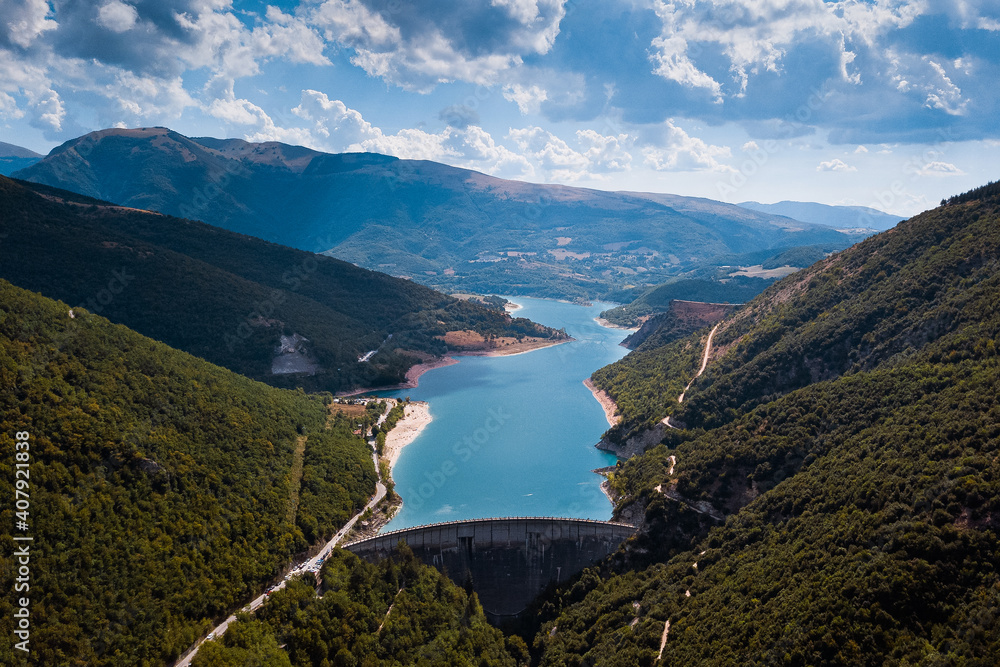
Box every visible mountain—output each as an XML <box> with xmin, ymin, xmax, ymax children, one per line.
<box><xmin>536</xmin><ymin>182</ymin><xmax>1000</xmax><ymax>663</ymax></box>
<box><xmin>0</xmin><ymin>176</ymin><xmax>565</xmax><ymax>394</ymax></box>
<box><xmin>739</xmin><ymin>199</ymin><xmax>905</xmax><ymax>231</ymax></box>
<box><xmin>0</xmin><ymin>278</ymin><xmax>376</xmax><ymax>665</ymax></box>
<box><xmin>13</xmin><ymin>127</ymin><xmax>866</xmax><ymax>300</ymax></box>
<box><xmin>0</xmin><ymin>140</ymin><xmax>42</xmax><ymax>176</ymax></box>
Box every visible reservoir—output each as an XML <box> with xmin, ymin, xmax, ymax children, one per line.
<box><xmin>382</xmin><ymin>298</ymin><xmax>631</xmax><ymax>530</ymax></box>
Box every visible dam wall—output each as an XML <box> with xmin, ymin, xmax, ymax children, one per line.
<box><xmin>344</xmin><ymin>517</ymin><xmax>636</xmax><ymax>619</ymax></box>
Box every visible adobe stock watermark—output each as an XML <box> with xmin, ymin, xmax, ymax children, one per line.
<box><xmin>405</xmin><ymin>406</ymin><xmax>512</xmax><ymax>510</ymax></box>
<box><xmin>75</xmin><ymin>267</ymin><xmax>135</xmax><ymax>315</ymax></box>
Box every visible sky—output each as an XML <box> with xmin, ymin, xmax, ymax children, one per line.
<box><xmin>1</xmin><ymin>0</ymin><xmax>998</xmax><ymax>216</ymax></box>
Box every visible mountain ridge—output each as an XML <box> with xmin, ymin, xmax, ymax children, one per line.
<box><xmin>14</xmin><ymin>127</ymin><xmax>866</xmax><ymax>300</ymax></box>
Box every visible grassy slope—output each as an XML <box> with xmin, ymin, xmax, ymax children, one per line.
<box><xmin>541</xmin><ymin>186</ymin><xmax>1000</xmax><ymax>664</ymax></box>
<box><xmin>0</xmin><ymin>279</ymin><xmax>375</xmax><ymax>666</ymax></box>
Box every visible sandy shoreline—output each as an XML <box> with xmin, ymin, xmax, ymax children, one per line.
<box><xmin>337</xmin><ymin>337</ymin><xmax>570</xmax><ymax>397</ymax></box>
<box><xmin>594</xmin><ymin>316</ymin><xmax>637</xmax><ymax>331</ymax></box>
<box><xmin>584</xmin><ymin>378</ymin><xmax>621</xmax><ymax>427</ymax></box>
<box><xmin>383</xmin><ymin>400</ymin><xmax>431</xmax><ymax>471</ymax></box>
<box><xmin>456</xmin><ymin>336</ymin><xmax>570</xmax><ymax>358</ymax></box>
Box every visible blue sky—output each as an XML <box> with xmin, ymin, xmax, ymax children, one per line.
<box><xmin>1</xmin><ymin>0</ymin><xmax>998</xmax><ymax>215</ymax></box>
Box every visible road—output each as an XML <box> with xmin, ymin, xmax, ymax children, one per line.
<box><xmin>175</xmin><ymin>402</ymin><xmax>393</xmax><ymax>666</ymax></box>
<box><xmin>663</xmin><ymin>323</ymin><xmax>720</xmax><ymax>429</ymax></box>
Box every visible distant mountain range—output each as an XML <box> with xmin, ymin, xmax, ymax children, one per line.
<box><xmin>739</xmin><ymin>199</ymin><xmax>905</xmax><ymax>231</ymax></box>
<box><xmin>14</xmin><ymin>128</ymin><xmax>869</xmax><ymax>300</ymax></box>
<box><xmin>0</xmin><ymin>140</ymin><xmax>42</xmax><ymax>175</ymax></box>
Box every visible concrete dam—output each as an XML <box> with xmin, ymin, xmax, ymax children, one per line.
<box><xmin>344</xmin><ymin>517</ymin><xmax>637</xmax><ymax>619</ymax></box>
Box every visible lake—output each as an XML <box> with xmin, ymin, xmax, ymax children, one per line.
<box><xmin>381</xmin><ymin>297</ymin><xmax>631</xmax><ymax>530</ymax></box>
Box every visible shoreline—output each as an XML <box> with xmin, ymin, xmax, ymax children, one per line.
<box><xmin>455</xmin><ymin>336</ymin><xmax>570</xmax><ymax>358</ymax></box>
<box><xmin>584</xmin><ymin>378</ymin><xmax>621</xmax><ymax>427</ymax></box>
<box><xmin>383</xmin><ymin>400</ymin><xmax>431</xmax><ymax>472</ymax></box>
<box><xmin>594</xmin><ymin>316</ymin><xmax>638</xmax><ymax>331</ymax></box>
<box><xmin>337</xmin><ymin>337</ymin><xmax>571</xmax><ymax>397</ymax></box>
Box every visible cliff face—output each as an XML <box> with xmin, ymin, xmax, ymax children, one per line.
<box><xmin>622</xmin><ymin>299</ymin><xmax>741</xmax><ymax>349</ymax></box>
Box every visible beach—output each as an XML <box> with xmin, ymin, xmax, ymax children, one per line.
<box><xmin>584</xmin><ymin>378</ymin><xmax>621</xmax><ymax>427</ymax></box>
<box><xmin>594</xmin><ymin>316</ymin><xmax>636</xmax><ymax>331</ymax></box>
<box><xmin>383</xmin><ymin>400</ymin><xmax>432</xmax><ymax>471</ymax></box>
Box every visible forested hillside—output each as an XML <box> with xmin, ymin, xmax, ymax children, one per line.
<box><xmin>538</xmin><ymin>183</ymin><xmax>1000</xmax><ymax>663</ymax></box>
<box><xmin>0</xmin><ymin>175</ymin><xmax>562</xmax><ymax>394</ymax></box>
<box><xmin>194</xmin><ymin>548</ymin><xmax>525</xmax><ymax>667</ymax></box>
<box><xmin>0</xmin><ymin>280</ymin><xmax>375</xmax><ymax>665</ymax></box>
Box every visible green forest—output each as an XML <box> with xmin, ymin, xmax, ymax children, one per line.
<box><xmin>0</xmin><ymin>280</ymin><xmax>375</xmax><ymax>665</ymax></box>
<box><xmin>4</xmin><ymin>172</ymin><xmax>1000</xmax><ymax>665</ymax></box>
<box><xmin>554</xmin><ymin>181</ymin><xmax>1000</xmax><ymax>664</ymax></box>
<box><xmin>0</xmin><ymin>176</ymin><xmax>564</xmax><ymax>395</ymax></box>
<box><xmin>194</xmin><ymin>548</ymin><xmax>526</xmax><ymax>667</ymax></box>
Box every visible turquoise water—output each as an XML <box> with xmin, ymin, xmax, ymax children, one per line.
<box><xmin>381</xmin><ymin>298</ymin><xmax>631</xmax><ymax>530</ymax></box>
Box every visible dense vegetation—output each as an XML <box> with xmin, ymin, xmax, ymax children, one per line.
<box><xmin>542</xmin><ymin>185</ymin><xmax>1000</xmax><ymax>663</ymax></box>
<box><xmin>0</xmin><ymin>280</ymin><xmax>375</xmax><ymax>665</ymax></box>
<box><xmin>0</xmin><ymin>175</ymin><xmax>561</xmax><ymax>394</ymax></box>
<box><xmin>16</xmin><ymin>128</ymin><xmax>862</xmax><ymax>301</ymax></box>
<box><xmin>194</xmin><ymin>548</ymin><xmax>525</xmax><ymax>667</ymax></box>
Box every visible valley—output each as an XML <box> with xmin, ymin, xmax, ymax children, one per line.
<box><xmin>3</xmin><ymin>130</ymin><xmax>999</xmax><ymax>666</ymax></box>
<box><xmin>3</xmin><ymin>1</ymin><xmax>998</xmax><ymax>663</ymax></box>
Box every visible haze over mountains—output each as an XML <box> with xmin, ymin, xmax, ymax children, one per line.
<box><xmin>739</xmin><ymin>200</ymin><xmax>905</xmax><ymax>232</ymax></box>
<box><xmin>0</xmin><ymin>141</ymin><xmax>42</xmax><ymax>176</ymax></box>
<box><xmin>14</xmin><ymin>128</ymin><xmax>870</xmax><ymax>301</ymax></box>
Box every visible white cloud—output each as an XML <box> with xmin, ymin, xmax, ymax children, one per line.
<box><xmin>502</xmin><ymin>83</ymin><xmax>548</xmax><ymax>115</ymax></box>
<box><xmin>109</xmin><ymin>70</ymin><xmax>196</xmax><ymax>119</ymax></box>
<box><xmin>0</xmin><ymin>91</ymin><xmax>22</xmax><ymax>120</ymax></box>
<box><xmin>920</xmin><ymin>161</ymin><xmax>965</xmax><ymax>176</ymax></box>
<box><xmin>647</xmin><ymin>0</ymin><xmax>922</xmax><ymax>100</ymax></box>
<box><xmin>1</xmin><ymin>0</ymin><xmax>57</xmax><ymax>48</ymax></box>
<box><xmin>252</xmin><ymin>7</ymin><xmax>332</xmax><ymax>67</ymax></box>
<box><xmin>923</xmin><ymin>59</ymin><xmax>967</xmax><ymax>115</ymax></box>
<box><xmin>576</xmin><ymin>129</ymin><xmax>632</xmax><ymax>171</ymax></box>
<box><xmin>854</xmin><ymin>145</ymin><xmax>868</xmax><ymax>153</ymax></box>
<box><xmin>641</xmin><ymin>120</ymin><xmax>732</xmax><ymax>172</ymax></box>
<box><xmin>817</xmin><ymin>158</ymin><xmax>856</xmax><ymax>172</ymax></box>
<box><xmin>310</xmin><ymin>0</ymin><xmax>566</xmax><ymax>91</ymax></box>
<box><xmin>649</xmin><ymin>34</ymin><xmax>722</xmax><ymax>100</ymax></box>
<box><xmin>508</xmin><ymin>125</ymin><xmax>592</xmax><ymax>180</ymax></box>
<box><xmin>96</xmin><ymin>1</ymin><xmax>138</xmax><ymax>34</ymax></box>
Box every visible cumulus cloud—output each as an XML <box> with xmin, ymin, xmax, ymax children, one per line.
<box><xmin>286</xmin><ymin>89</ymin><xmax>532</xmax><ymax>177</ymax></box>
<box><xmin>0</xmin><ymin>0</ymin><xmax>57</xmax><ymax>49</ymax></box>
<box><xmin>96</xmin><ymin>1</ymin><xmax>139</xmax><ymax>34</ymax></box>
<box><xmin>817</xmin><ymin>158</ymin><xmax>856</xmax><ymax>172</ymax></box>
<box><xmin>638</xmin><ymin>0</ymin><xmax>999</xmax><ymax>142</ymax></box>
<box><xmin>641</xmin><ymin>120</ymin><xmax>732</xmax><ymax>172</ymax></box>
<box><xmin>502</xmin><ymin>83</ymin><xmax>548</xmax><ymax>115</ymax></box>
<box><xmin>919</xmin><ymin>161</ymin><xmax>965</xmax><ymax>176</ymax></box>
<box><xmin>309</xmin><ymin>0</ymin><xmax>567</xmax><ymax>91</ymax></box>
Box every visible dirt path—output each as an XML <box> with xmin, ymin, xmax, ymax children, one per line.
<box><xmin>663</xmin><ymin>324</ymin><xmax>720</xmax><ymax>429</ymax></box>
<box><xmin>657</xmin><ymin>619</ymin><xmax>670</xmax><ymax>661</ymax></box>
<box><xmin>677</xmin><ymin>323</ymin><xmax>720</xmax><ymax>403</ymax></box>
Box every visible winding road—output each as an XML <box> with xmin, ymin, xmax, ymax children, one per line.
<box><xmin>663</xmin><ymin>323</ymin><xmax>720</xmax><ymax>428</ymax></box>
